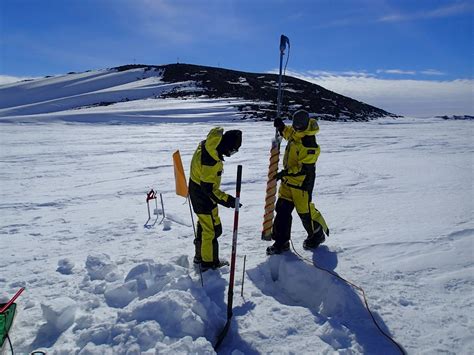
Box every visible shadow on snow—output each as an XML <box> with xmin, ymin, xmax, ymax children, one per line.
<box><xmin>247</xmin><ymin>246</ymin><xmax>399</xmax><ymax>354</ymax></box>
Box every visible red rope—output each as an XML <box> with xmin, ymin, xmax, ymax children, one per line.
<box><xmin>289</xmin><ymin>241</ymin><xmax>406</xmax><ymax>355</ymax></box>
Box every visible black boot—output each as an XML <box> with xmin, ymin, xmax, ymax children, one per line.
<box><xmin>266</xmin><ymin>241</ymin><xmax>290</xmax><ymax>255</ymax></box>
<box><xmin>303</xmin><ymin>234</ymin><xmax>325</xmax><ymax>250</ymax></box>
<box><xmin>201</xmin><ymin>259</ymin><xmax>229</xmax><ymax>271</ymax></box>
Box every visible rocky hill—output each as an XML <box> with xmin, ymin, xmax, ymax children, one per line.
<box><xmin>0</xmin><ymin>63</ymin><xmax>398</xmax><ymax>122</ymax></box>
<box><xmin>437</xmin><ymin>115</ymin><xmax>473</xmax><ymax>120</ymax></box>
<box><xmin>114</xmin><ymin>63</ymin><xmax>397</xmax><ymax>121</ymax></box>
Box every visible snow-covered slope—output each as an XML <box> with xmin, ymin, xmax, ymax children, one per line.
<box><xmin>0</xmin><ymin>69</ymin><xmax>163</xmax><ymax>110</ymax></box>
<box><xmin>0</xmin><ymin>64</ymin><xmax>397</xmax><ymax>123</ymax></box>
<box><xmin>1</xmin><ymin>117</ymin><xmax>472</xmax><ymax>354</ymax></box>
<box><xmin>0</xmin><ymin>67</ymin><xmax>251</xmax><ymax>123</ymax></box>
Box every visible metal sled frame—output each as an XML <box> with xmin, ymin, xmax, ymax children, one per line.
<box><xmin>144</xmin><ymin>189</ymin><xmax>165</xmax><ymax>228</ymax></box>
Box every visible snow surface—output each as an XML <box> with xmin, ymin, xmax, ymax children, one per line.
<box><xmin>0</xmin><ymin>112</ymin><xmax>473</xmax><ymax>354</ymax></box>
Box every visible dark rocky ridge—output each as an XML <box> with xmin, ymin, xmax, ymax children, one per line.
<box><xmin>113</xmin><ymin>63</ymin><xmax>399</xmax><ymax>121</ymax></box>
<box><xmin>437</xmin><ymin>115</ymin><xmax>473</xmax><ymax>120</ymax></box>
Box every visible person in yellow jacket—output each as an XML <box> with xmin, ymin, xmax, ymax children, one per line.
<box><xmin>189</xmin><ymin>127</ymin><xmax>242</xmax><ymax>270</ymax></box>
<box><xmin>267</xmin><ymin>110</ymin><xmax>329</xmax><ymax>255</ymax></box>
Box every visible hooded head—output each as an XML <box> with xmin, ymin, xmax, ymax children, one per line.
<box><xmin>292</xmin><ymin>110</ymin><xmax>310</xmax><ymax>131</ymax></box>
<box><xmin>217</xmin><ymin>129</ymin><xmax>242</xmax><ymax>157</ymax></box>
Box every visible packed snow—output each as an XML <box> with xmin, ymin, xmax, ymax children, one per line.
<box><xmin>0</xmin><ymin>110</ymin><xmax>472</xmax><ymax>354</ymax></box>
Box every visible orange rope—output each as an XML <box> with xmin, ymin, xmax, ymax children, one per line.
<box><xmin>262</xmin><ymin>141</ymin><xmax>280</xmax><ymax>239</ymax></box>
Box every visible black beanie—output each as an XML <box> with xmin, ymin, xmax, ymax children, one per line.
<box><xmin>292</xmin><ymin>110</ymin><xmax>309</xmax><ymax>131</ymax></box>
<box><xmin>219</xmin><ymin>130</ymin><xmax>242</xmax><ymax>156</ymax></box>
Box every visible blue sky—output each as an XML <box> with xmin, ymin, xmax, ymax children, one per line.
<box><xmin>1</xmin><ymin>0</ymin><xmax>473</xmax><ymax>115</ymax></box>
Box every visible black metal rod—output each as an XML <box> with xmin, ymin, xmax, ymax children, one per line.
<box><xmin>241</xmin><ymin>255</ymin><xmax>246</xmax><ymax>298</ymax></box>
<box><xmin>160</xmin><ymin>193</ymin><xmax>165</xmax><ymax>218</ymax></box>
<box><xmin>227</xmin><ymin>165</ymin><xmax>242</xmax><ymax>316</ymax></box>
<box><xmin>214</xmin><ymin>165</ymin><xmax>242</xmax><ymax>350</ymax></box>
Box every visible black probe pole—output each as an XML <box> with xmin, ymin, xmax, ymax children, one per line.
<box><xmin>214</xmin><ymin>165</ymin><xmax>242</xmax><ymax>351</ymax></box>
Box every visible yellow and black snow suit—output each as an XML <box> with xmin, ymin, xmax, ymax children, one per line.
<box><xmin>189</xmin><ymin>127</ymin><xmax>235</xmax><ymax>266</ymax></box>
<box><xmin>272</xmin><ymin>118</ymin><xmax>329</xmax><ymax>246</ymax></box>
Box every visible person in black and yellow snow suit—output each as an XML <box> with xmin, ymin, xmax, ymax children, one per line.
<box><xmin>189</xmin><ymin>127</ymin><xmax>242</xmax><ymax>270</ymax></box>
<box><xmin>267</xmin><ymin>110</ymin><xmax>329</xmax><ymax>255</ymax></box>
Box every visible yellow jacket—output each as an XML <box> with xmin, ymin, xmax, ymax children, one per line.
<box><xmin>280</xmin><ymin>118</ymin><xmax>320</xmax><ymax>190</ymax></box>
<box><xmin>190</xmin><ymin>127</ymin><xmax>233</xmax><ymax>207</ymax></box>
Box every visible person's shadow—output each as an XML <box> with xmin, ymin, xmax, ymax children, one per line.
<box><xmin>246</xmin><ymin>246</ymin><xmax>402</xmax><ymax>354</ymax></box>
<box><xmin>311</xmin><ymin>245</ymin><xmax>338</xmax><ymax>270</ymax></box>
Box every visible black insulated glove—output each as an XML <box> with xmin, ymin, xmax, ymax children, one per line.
<box><xmin>226</xmin><ymin>195</ymin><xmax>235</xmax><ymax>208</ymax></box>
<box><xmin>224</xmin><ymin>195</ymin><xmax>242</xmax><ymax>208</ymax></box>
<box><xmin>275</xmin><ymin>170</ymin><xmax>286</xmax><ymax>181</ymax></box>
<box><xmin>273</xmin><ymin>117</ymin><xmax>284</xmax><ymax>129</ymax></box>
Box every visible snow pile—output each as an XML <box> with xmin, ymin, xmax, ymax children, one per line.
<box><xmin>28</xmin><ymin>253</ymin><xmax>225</xmax><ymax>353</ymax></box>
<box><xmin>56</xmin><ymin>259</ymin><xmax>75</xmax><ymax>275</ymax></box>
<box><xmin>85</xmin><ymin>254</ymin><xmax>121</xmax><ymax>282</ymax></box>
<box><xmin>30</xmin><ymin>298</ymin><xmax>77</xmax><ymax>350</ymax></box>
<box><xmin>41</xmin><ymin>298</ymin><xmax>77</xmax><ymax>332</ymax></box>
<box><xmin>103</xmin><ymin>258</ymin><xmax>194</xmax><ymax>308</ymax></box>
